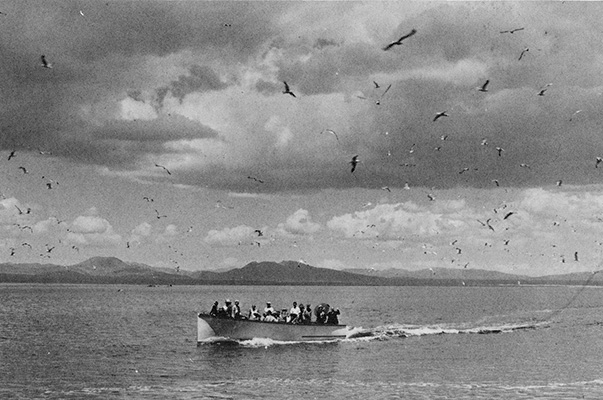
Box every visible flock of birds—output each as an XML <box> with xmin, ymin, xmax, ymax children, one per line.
<box><xmin>2</xmin><ymin>20</ymin><xmax>599</xmax><ymax>274</ymax></box>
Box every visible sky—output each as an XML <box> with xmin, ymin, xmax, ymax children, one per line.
<box><xmin>3</xmin><ymin>1</ymin><xmax>603</xmax><ymax>276</ymax></box>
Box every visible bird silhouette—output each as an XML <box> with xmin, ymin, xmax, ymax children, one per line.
<box><xmin>518</xmin><ymin>47</ymin><xmax>529</xmax><ymax>61</ymax></box>
<box><xmin>247</xmin><ymin>176</ymin><xmax>264</xmax><ymax>183</ymax></box>
<box><xmin>537</xmin><ymin>83</ymin><xmax>552</xmax><ymax>96</ymax></box>
<box><xmin>433</xmin><ymin>111</ymin><xmax>449</xmax><ymax>121</ymax></box>
<box><xmin>7</xmin><ymin>150</ymin><xmax>15</xmax><ymax>160</ymax></box>
<box><xmin>500</xmin><ymin>27</ymin><xmax>524</xmax><ymax>34</ymax></box>
<box><xmin>496</xmin><ymin>147</ymin><xmax>504</xmax><ymax>157</ymax></box>
<box><xmin>254</xmin><ymin>229</ymin><xmax>264</xmax><ymax>237</ymax></box>
<box><xmin>503</xmin><ymin>211</ymin><xmax>515</xmax><ymax>220</ymax></box>
<box><xmin>40</xmin><ymin>55</ymin><xmax>53</xmax><ymax>69</ymax></box>
<box><xmin>321</xmin><ymin>129</ymin><xmax>340</xmax><ymax>142</ymax></box>
<box><xmin>154</xmin><ymin>164</ymin><xmax>171</xmax><ymax>175</ymax></box>
<box><xmin>282</xmin><ymin>81</ymin><xmax>296</xmax><ymax>97</ymax></box>
<box><xmin>349</xmin><ymin>155</ymin><xmax>360</xmax><ymax>173</ymax></box>
<box><xmin>18</xmin><ymin>166</ymin><xmax>27</xmax><ymax>174</ymax></box>
<box><xmin>596</xmin><ymin>157</ymin><xmax>603</xmax><ymax>168</ymax></box>
<box><xmin>477</xmin><ymin>79</ymin><xmax>490</xmax><ymax>92</ymax></box>
<box><xmin>382</xmin><ymin>29</ymin><xmax>417</xmax><ymax>50</ymax></box>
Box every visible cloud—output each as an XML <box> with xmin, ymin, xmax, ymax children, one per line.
<box><xmin>204</xmin><ymin>225</ymin><xmax>257</xmax><ymax>247</ymax></box>
<box><xmin>66</xmin><ymin>214</ymin><xmax>121</xmax><ymax>246</ymax></box>
<box><xmin>276</xmin><ymin>209</ymin><xmax>321</xmax><ymax>236</ymax></box>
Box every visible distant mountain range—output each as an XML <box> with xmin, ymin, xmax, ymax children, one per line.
<box><xmin>1</xmin><ymin>257</ymin><xmax>602</xmax><ymax>286</ymax></box>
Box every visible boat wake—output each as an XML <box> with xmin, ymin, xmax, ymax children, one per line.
<box><xmin>358</xmin><ymin>320</ymin><xmax>548</xmax><ymax>341</ymax></box>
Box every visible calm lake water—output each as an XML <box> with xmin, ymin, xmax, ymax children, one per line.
<box><xmin>1</xmin><ymin>283</ymin><xmax>603</xmax><ymax>399</ymax></box>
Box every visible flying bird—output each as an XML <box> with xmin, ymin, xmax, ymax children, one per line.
<box><xmin>7</xmin><ymin>150</ymin><xmax>15</xmax><ymax>160</ymax></box>
<box><xmin>373</xmin><ymin>81</ymin><xmax>380</xmax><ymax>88</ymax></box>
<box><xmin>477</xmin><ymin>79</ymin><xmax>490</xmax><ymax>92</ymax></box>
<box><xmin>500</xmin><ymin>27</ymin><xmax>524</xmax><ymax>34</ymax></box>
<box><xmin>321</xmin><ymin>129</ymin><xmax>340</xmax><ymax>142</ymax></box>
<box><xmin>537</xmin><ymin>83</ymin><xmax>552</xmax><ymax>96</ymax></box>
<box><xmin>556</xmin><ymin>180</ymin><xmax>562</xmax><ymax>186</ymax></box>
<box><xmin>519</xmin><ymin>163</ymin><xmax>531</xmax><ymax>169</ymax></box>
<box><xmin>495</xmin><ymin>147</ymin><xmax>504</xmax><ymax>156</ymax></box>
<box><xmin>247</xmin><ymin>176</ymin><xmax>264</xmax><ymax>183</ymax></box>
<box><xmin>40</xmin><ymin>55</ymin><xmax>53</xmax><ymax>69</ymax></box>
<box><xmin>518</xmin><ymin>47</ymin><xmax>529</xmax><ymax>61</ymax></box>
<box><xmin>154</xmin><ymin>164</ymin><xmax>171</xmax><ymax>175</ymax></box>
<box><xmin>433</xmin><ymin>111</ymin><xmax>448</xmax><ymax>121</ymax></box>
<box><xmin>282</xmin><ymin>81</ymin><xmax>296</xmax><ymax>97</ymax></box>
<box><xmin>596</xmin><ymin>157</ymin><xmax>603</xmax><ymax>168</ymax></box>
<box><xmin>254</xmin><ymin>229</ymin><xmax>264</xmax><ymax>237</ymax></box>
<box><xmin>427</xmin><ymin>193</ymin><xmax>435</xmax><ymax>201</ymax></box>
<box><xmin>381</xmin><ymin>186</ymin><xmax>391</xmax><ymax>192</ymax></box>
<box><xmin>154</xmin><ymin>209</ymin><xmax>167</xmax><ymax>219</ymax></box>
<box><xmin>503</xmin><ymin>211</ymin><xmax>515</xmax><ymax>220</ymax></box>
<box><xmin>374</xmin><ymin>84</ymin><xmax>392</xmax><ymax>105</ymax></box>
<box><xmin>481</xmin><ymin>138</ymin><xmax>488</xmax><ymax>146</ymax></box>
<box><xmin>18</xmin><ymin>166</ymin><xmax>27</xmax><ymax>174</ymax></box>
<box><xmin>382</xmin><ymin>29</ymin><xmax>417</xmax><ymax>51</ymax></box>
<box><xmin>492</xmin><ymin>179</ymin><xmax>500</xmax><ymax>186</ymax></box>
<box><xmin>349</xmin><ymin>155</ymin><xmax>360</xmax><ymax>173</ymax></box>
<box><xmin>486</xmin><ymin>219</ymin><xmax>495</xmax><ymax>232</ymax></box>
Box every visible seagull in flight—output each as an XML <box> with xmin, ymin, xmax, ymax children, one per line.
<box><xmin>18</xmin><ymin>166</ymin><xmax>28</xmax><ymax>174</ymax></box>
<box><xmin>154</xmin><ymin>209</ymin><xmax>167</xmax><ymax>219</ymax></box>
<box><xmin>503</xmin><ymin>211</ymin><xmax>515</xmax><ymax>220</ymax></box>
<box><xmin>40</xmin><ymin>55</ymin><xmax>53</xmax><ymax>69</ymax></box>
<box><xmin>373</xmin><ymin>81</ymin><xmax>380</xmax><ymax>89</ymax></box>
<box><xmin>500</xmin><ymin>27</ymin><xmax>524</xmax><ymax>34</ymax></box>
<box><xmin>349</xmin><ymin>155</ymin><xmax>360</xmax><ymax>173</ymax></box>
<box><xmin>374</xmin><ymin>84</ymin><xmax>392</xmax><ymax>105</ymax></box>
<box><xmin>538</xmin><ymin>83</ymin><xmax>552</xmax><ymax>96</ymax></box>
<box><xmin>247</xmin><ymin>176</ymin><xmax>264</xmax><ymax>183</ymax></box>
<box><xmin>154</xmin><ymin>164</ymin><xmax>171</xmax><ymax>175</ymax></box>
<box><xmin>518</xmin><ymin>47</ymin><xmax>529</xmax><ymax>61</ymax></box>
<box><xmin>433</xmin><ymin>111</ymin><xmax>449</xmax><ymax>121</ymax></box>
<box><xmin>477</xmin><ymin>79</ymin><xmax>490</xmax><ymax>92</ymax></box>
<box><xmin>495</xmin><ymin>147</ymin><xmax>504</xmax><ymax>157</ymax></box>
<box><xmin>254</xmin><ymin>229</ymin><xmax>264</xmax><ymax>237</ymax></box>
<box><xmin>321</xmin><ymin>129</ymin><xmax>340</xmax><ymax>142</ymax></box>
<box><xmin>382</xmin><ymin>29</ymin><xmax>417</xmax><ymax>51</ymax></box>
<box><xmin>7</xmin><ymin>150</ymin><xmax>15</xmax><ymax>160</ymax></box>
<box><xmin>596</xmin><ymin>157</ymin><xmax>603</xmax><ymax>168</ymax></box>
<box><xmin>282</xmin><ymin>81</ymin><xmax>296</xmax><ymax>98</ymax></box>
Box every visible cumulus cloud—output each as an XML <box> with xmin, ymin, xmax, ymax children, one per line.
<box><xmin>66</xmin><ymin>214</ymin><xmax>121</xmax><ymax>246</ymax></box>
<box><xmin>276</xmin><ymin>209</ymin><xmax>321</xmax><ymax>236</ymax></box>
<box><xmin>204</xmin><ymin>225</ymin><xmax>257</xmax><ymax>247</ymax></box>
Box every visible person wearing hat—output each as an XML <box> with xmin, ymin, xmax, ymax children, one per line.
<box><xmin>264</xmin><ymin>301</ymin><xmax>275</xmax><ymax>317</ymax></box>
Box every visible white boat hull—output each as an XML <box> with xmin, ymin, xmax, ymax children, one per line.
<box><xmin>197</xmin><ymin>313</ymin><xmax>358</xmax><ymax>343</ymax></box>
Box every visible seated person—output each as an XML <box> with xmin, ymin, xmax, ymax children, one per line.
<box><xmin>209</xmin><ymin>301</ymin><xmax>219</xmax><ymax>317</ymax></box>
<box><xmin>303</xmin><ymin>304</ymin><xmax>312</xmax><ymax>323</ymax></box>
<box><xmin>315</xmin><ymin>303</ymin><xmax>330</xmax><ymax>324</ymax></box>
<box><xmin>296</xmin><ymin>304</ymin><xmax>307</xmax><ymax>324</ymax></box>
<box><xmin>263</xmin><ymin>309</ymin><xmax>278</xmax><ymax>322</ymax></box>
<box><xmin>233</xmin><ymin>300</ymin><xmax>241</xmax><ymax>319</ymax></box>
<box><xmin>325</xmin><ymin>308</ymin><xmax>340</xmax><ymax>325</ymax></box>
<box><xmin>248</xmin><ymin>305</ymin><xmax>261</xmax><ymax>320</ymax></box>
<box><xmin>287</xmin><ymin>302</ymin><xmax>300</xmax><ymax>323</ymax></box>
<box><xmin>279</xmin><ymin>309</ymin><xmax>288</xmax><ymax>323</ymax></box>
<box><xmin>264</xmin><ymin>302</ymin><xmax>275</xmax><ymax>316</ymax></box>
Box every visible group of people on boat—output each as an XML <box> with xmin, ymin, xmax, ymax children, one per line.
<box><xmin>209</xmin><ymin>299</ymin><xmax>340</xmax><ymax>325</ymax></box>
